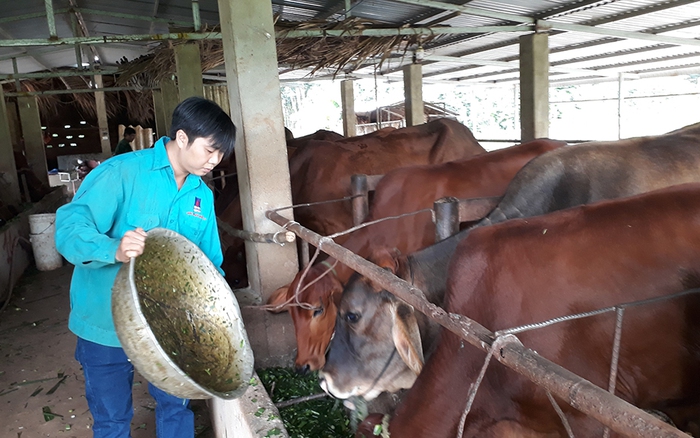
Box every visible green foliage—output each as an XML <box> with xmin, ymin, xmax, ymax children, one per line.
<box><xmin>257</xmin><ymin>367</ymin><xmax>353</xmax><ymax>438</ymax></box>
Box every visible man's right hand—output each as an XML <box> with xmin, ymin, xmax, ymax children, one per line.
<box><xmin>115</xmin><ymin>228</ymin><xmax>148</xmax><ymax>263</ymax></box>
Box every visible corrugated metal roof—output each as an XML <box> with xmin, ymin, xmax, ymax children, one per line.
<box><xmin>1</xmin><ymin>0</ymin><xmax>699</xmax><ymax>86</ymax></box>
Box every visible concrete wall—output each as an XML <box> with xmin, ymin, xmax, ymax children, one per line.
<box><xmin>0</xmin><ymin>189</ymin><xmax>67</xmax><ymax>308</ymax></box>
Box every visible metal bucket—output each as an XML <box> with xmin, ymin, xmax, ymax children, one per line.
<box><xmin>112</xmin><ymin>228</ymin><xmax>254</xmax><ymax>400</ymax></box>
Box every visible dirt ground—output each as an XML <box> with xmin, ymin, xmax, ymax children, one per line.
<box><xmin>0</xmin><ymin>264</ymin><xmax>213</xmax><ymax>438</ymax></box>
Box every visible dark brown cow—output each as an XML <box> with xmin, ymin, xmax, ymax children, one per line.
<box><xmin>352</xmin><ymin>184</ymin><xmax>700</xmax><ymax>437</ymax></box>
<box><xmin>267</xmin><ymin>139</ymin><xmax>565</xmax><ymax>372</ymax></box>
<box><xmin>320</xmin><ymin>121</ymin><xmax>700</xmax><ymax>399</ymax></box>
<box><xmin>220</xmin><ymin>119</ymin><xmax>485</xmax><ymax>287</ymax></box>
<box><xmin>216</xmin><ymin>129</ymin><xmax>344</xmax><ymax>286</ymax></box>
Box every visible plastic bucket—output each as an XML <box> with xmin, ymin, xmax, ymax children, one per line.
<box><xmin>28</xmin><ymin>213</ymin><xmax>63</xmax><ymax>271</ymax></box>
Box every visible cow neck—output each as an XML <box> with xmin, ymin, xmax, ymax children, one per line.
<box><xmin>406</xmin><ymin>228</ymin><xmax>468</xmax><ymax>304</ymax></box>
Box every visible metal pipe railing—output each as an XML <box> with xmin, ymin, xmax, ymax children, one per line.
<box><xmin>266</xmin><ymin>209</ymin><xmax>687</xmax><ymax>438</ymax></box>
<box><xmin>218</xmin><ymin>221</ymin><xmax>295</xmax><ymax>245</ymax></box>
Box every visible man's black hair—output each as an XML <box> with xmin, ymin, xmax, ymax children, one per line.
<box><xmin>123</xmin><ymin>127</ymin><xmax>136</xmax><ymax>136</ymax></box>
<box><xmin>170</xmin><ymin>97</ymin><xmax>237</xmax><ymax>158</ymax></box>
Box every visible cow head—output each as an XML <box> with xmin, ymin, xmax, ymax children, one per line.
<box><xmin>267</xmin><ymin>263</ymin><xmax>343</xmax><ymax>373</ymax></box>
<box><xmin>319</xmin><ymin>252</ymin><xmax>425</xmax><ymax>401</ymax></box>
<box><xmin>221</xmin><ymin>245</ymin><xmax>247</xmax><ymax>289</ymax></box>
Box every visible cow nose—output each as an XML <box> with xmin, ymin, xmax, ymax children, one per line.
<box><xmin>295</xmin><ymin>364</ymin><xmax>310</xmax><ymax>375</ymax></box>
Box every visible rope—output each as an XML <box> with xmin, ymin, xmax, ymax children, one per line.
<box><xmin>488</xmin><ymin>288</ymin><xmax>700</xmax><ymax>438</ymax></box>
<box><xmin>546</xmin><ymin>391</ymin><xmax>575</xmax><ymax>438</ymax></box>
<box><xmin>322</xmin><ymin>208</ymin><xmax>434</xmax><ymax>242</ymax></box>
<box><xmin>494</xmin><ymin>287</ymin><xmax>700</xmax><ymax>338</ymax></box>
<box><xmin>320</xmin><ymin>260</ymin><xmax>338</xmax><ymax>278</ymax></box>
<box><xmin>456</xmin><ymin>335</ymin><xmax>520</xmax><ymax>438</ymax></box>
<box><xmin>602</xmin><ymin>307</ymin><xmax>625</xmax><ymax>438</ymax></box>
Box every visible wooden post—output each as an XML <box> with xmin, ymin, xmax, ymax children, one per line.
<box><xmin>341</xmin><ymin>79</ymin><xmax>356</xmax><ymax>137</ymax></box>
<box><xmin>215</xmin><ymin>1</ymin><xmax>298</xmax><ymax>433</ymax></box>
<box><xmin>520</xmin><ymin>32</ymin><xmax>549</xmax><ymax>142</ymax></box>
<box><xmin>17</xmin><ymin>96</ymin><xmax>49</xmax><ymax>187</ymax></box>
<box><xmin>159</xmin><ymin>77</ymin><xmax>179</xmax><ymax>136</ymax></box>
<box><xmin>6</xmin><ymin>100</ymin><xmax>21</xmax><ymax>148</ymax></box>
<box><xmin>152</xmin><ymin>89</ymin><xmax>168</xmax><ymax>138</ymax></box>
<box><xmin>403</xmin><ymin>63</ymin><xmax>425</xmax><ymax>127</ymax></box>
<box><xmin>94</xmin><ymin>74</ymin><xmax>111</xmax><ymax>158</ymax></box>
<box><xmin>174</xmin><ymin>43</ymin><xmax>204</xmax><ymax>100</ymax></box>
<box><xmin>0</xmin><ymin>88</ymin><xmax>22</xmax><ymax>206</ymax></box>
<box><xmin>217</xmin><ymin>0</ymin><xmax>297</xmax><ymax>300</ymax></box>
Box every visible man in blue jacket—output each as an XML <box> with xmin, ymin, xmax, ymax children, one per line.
<box><xmin>55</xmin><ymin>97</ymin><xmax>236</xmax><ymax>438</ymax></box>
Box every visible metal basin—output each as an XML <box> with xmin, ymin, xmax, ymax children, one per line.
<box><xmin>112</xmin><ymin>227</ymin><xmax>254</xmax><ymax>400</ymax></box>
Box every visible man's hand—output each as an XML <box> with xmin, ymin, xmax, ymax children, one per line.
<box><xmin>115</xmin><ymin>228</ymin><xmax>147</xmax><ymax>263</ymax></box>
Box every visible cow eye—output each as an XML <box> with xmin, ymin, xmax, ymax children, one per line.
<box><xmin>345</xmin><ymin>312</ymin><xmax>360</xmax><ymax>323</ymax></box>
<box><xmin>312</xmin><ymin>307</ymin><xmax>323</xmax><ymax>317</ymax></box>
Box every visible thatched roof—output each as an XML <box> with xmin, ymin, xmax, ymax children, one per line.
<box><xmin>2</xmin><ymin>18</ymin><xmax>440</xmax><ymax>126</ymax></box>
<box><xmin>117</xmin><ymin>18</ymin><xmax>441</xmax><ymax>87</ymax></box>
<box><xmin>2</xmin><ymin>75</ymin><xmax>153</xmax><ymax>125</ymax></box>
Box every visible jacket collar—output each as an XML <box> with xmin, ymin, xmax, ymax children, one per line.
<box><xmin>152</xmin><ymin>136</ymin><xmax>202</xmax><ymax>191</ymax></box>
<box><xmin>152</xmin><ymin>136</ymin><xmax>172</xmax><ymax>170</ymax></box>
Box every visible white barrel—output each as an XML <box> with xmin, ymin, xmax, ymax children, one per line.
<box><xmin>28</xmin><ymin>213</ymin><xmax>63</xmax><ymax>271</ymax></box>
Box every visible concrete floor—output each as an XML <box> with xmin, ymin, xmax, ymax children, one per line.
<box><xmin>0</xmin><ymin>262</ymin><xmax>297</xmax><ymax>438</ymax></box>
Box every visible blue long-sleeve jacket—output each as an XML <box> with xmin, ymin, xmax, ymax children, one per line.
<box><xmin>55</xmin><ymin>137</ymin><xmax>224</xmax><ymax>347</ymax></box>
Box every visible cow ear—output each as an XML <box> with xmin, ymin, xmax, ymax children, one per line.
<box><xmin>391</xmin><ymin>303</ymin><xmax>424</xmax><ymax>375</ymax></box>
<box><xmin>370</xmin><ymin>247</ymin><xmax>401</xmax><ymax>274</ymax></box>
<box><xmin>266</xmin><ymin>285</ymin><xmax>291</xmax><ymax>313</ymax></box>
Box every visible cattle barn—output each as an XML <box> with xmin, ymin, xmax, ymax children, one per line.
<box><xmin>2</xmin><ymin>1</ymin><xmax>700</xmax><ymax>437</ymax></box>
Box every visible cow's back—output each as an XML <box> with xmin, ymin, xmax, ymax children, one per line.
<box><xmin>387</xmin><ymin>184</ymin><xmax>700</xmax><ymax>437</ymax></box>
<box><xmin>484</xmin><ymin>124</ymin><xmax>700</xmax><ymax>224</ymax></box>
<box><xmin>350</xmin><ymin>139</ymin><xmax>565</xmax><ymax>256</ymax></box>
<box><xmin>288</xmin><ymin>119</ymin><xmax>485</xmax><ymax>239</ymax></box>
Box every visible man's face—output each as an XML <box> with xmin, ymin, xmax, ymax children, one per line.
<box><xmin>126</xmin><ymin>133</ymin><xmax>137</xmax><ymax>142</ymax></box>
<box><xmin>177</xmin><ymin>135</ymin><xmax>224</xmax><ymax>177</ymax></box>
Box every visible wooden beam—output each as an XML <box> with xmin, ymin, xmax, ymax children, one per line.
<box><xmin>340</xmin><ymin>79</ymin><xmax>356</xmax><ymax>137</ymax></box>
<box><xmin>520</xmin><ymin>33</ymin><xmax>549</xmax><ymax>141</ymax></box>
<box><xmin>0</xmin><ymin>88</ymin><xmax>22</xmax><ymax>206</ymax></box>
<box><xmin>174</xmin><ymin>43</ymin><xmax>204</xmax><ymax>99</ymax></box>
<box><xmin>403</xmin><ymin>63</ymin><xmax>425</xmax><ymax>127</ymax></box>
<box><xmin>217</xmin><ymin>0</ymin><xmax>298</xmax><ymax>301</ymax></box>
<box><xmin>93</xmin><ymin>75</ymin><xmax>111</xmax><ymax>158</ymax></box>
<box><xmin>17</xmin><ymin>96</ymin><xmax>49</xmax><ymax>187</ymax></box>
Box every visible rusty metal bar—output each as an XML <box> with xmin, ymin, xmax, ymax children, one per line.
<box><xmin>266</xmin><ymin>209</ymin><xmax>687</xmax><ymax>438</ymax></box>
<box><xmin>299</xmin><ymin>239</ymin><xmax>310</xmax><ymax>268</ymax></box>
<box><xmin>434</xmin><ymin>197</ymin><xmax>460</xmax><ymax>242</ymax></box>
<box><xmin>351</xmin><ymin>174</ymin><xmax>369</xmax><ymax>226</ymax></box>
<box><xmin>351</xmin><ymin>173</ymin><xmax>385</xmax><ymax>226</ymax></box>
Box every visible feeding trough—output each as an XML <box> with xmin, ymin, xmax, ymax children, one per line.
<box><xmin>112</xmin><ymin>227</ymin><xmax>254</xmax><ymax>400</ymax></box>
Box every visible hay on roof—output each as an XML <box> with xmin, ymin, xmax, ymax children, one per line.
<box><xmin>116</xmin><ymin>18</ymin><xmax>440</xmax><ymax>87</ymax></box>
<box><xmin>2</xmin><ymin>75</ymin><xmax>153</xmax><ymax>125</ymax></box>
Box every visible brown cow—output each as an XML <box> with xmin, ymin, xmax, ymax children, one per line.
<box><xmin>267</xmin><ymin>139</ymin><xmax>566</xmax><ymax>372</ymax></box>
<box><xmin>353</xmin><ymin>184</ymin><xmax>700</xmax><ymax>437</ymax></box>
<box><xmin>216</xmin><ymin>129</ymin><xmax>344</xmax><ymax>286</ymax></box>
<box><xmin>320</xmin><ymin>121</ymin><xmax>700</xmax><ymax>399</ymax></box>
<box><xmin>220</xmin><ymin>119</ymin><xmax>485</xmax><ymax>287</ymax></box>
